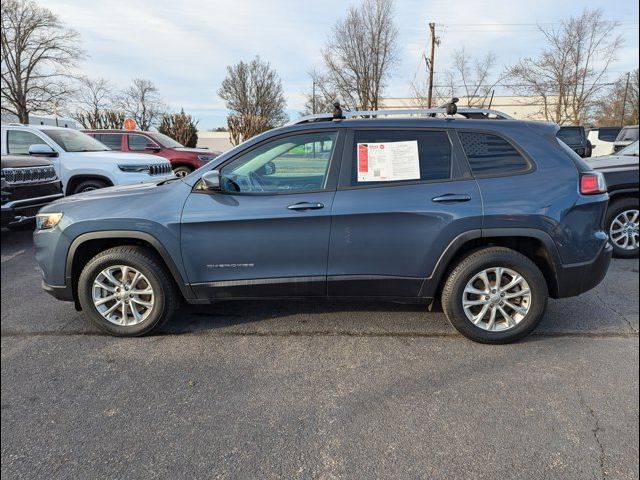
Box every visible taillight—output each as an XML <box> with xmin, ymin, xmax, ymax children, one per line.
<box><xmin>580</xmin><ymin>172</ymin><xmax>607</xmax><ymax>195</ymax></box>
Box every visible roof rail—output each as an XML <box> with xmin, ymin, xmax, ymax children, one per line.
<box><xmin>288</xmin><ymin>107</ymin><xmax>513</xmax><ymax>125</ymax></box>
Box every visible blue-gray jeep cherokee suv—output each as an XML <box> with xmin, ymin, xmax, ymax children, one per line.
<box><xmin>33</xmin><ymin>116</ymin><xmax>613</xmax><ymax>343</ymax></box>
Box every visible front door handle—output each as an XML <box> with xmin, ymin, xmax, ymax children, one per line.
<box><xmin>287</xmin><ymin>202</ymin><xmax>325</xmax><ymax>211</ymax></box>
<box><xmin>432</xmin><ymin>194</ymin><xmax>472</xmax><ymax>204</ymax></box>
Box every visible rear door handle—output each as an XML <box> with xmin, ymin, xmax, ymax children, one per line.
<box><xmin>432</xmin><ymin>194</ymin><xmax>472</xmax><ymax>204</ymax></box>
<box><xmin>287</xmin><ymin>202</ymin><xmax>325</xmax><ymax>211</ymax></box>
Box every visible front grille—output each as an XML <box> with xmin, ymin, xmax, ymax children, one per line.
<box><xmin>149</xmin><ymin>163</ymin><xmax>172</xmax><ymax>176</ymax></box>
<box><xmin>1</xmin><ymin>166</ymin><xmax>58</xmax><ymax>184</ymax></box>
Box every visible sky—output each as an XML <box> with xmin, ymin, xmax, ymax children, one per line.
<box><xmin>44</xmin><ymin>0</ymin><xmax>640</xmax><ymax>129</ymax></box>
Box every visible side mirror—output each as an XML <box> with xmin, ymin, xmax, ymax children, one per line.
<box><xmin>263</xmin><ymin>161</ymin><xmax>276</xmax><ymax>176</ymax></box>
<box><xmin>28</xmin><ymin>144</ymin><xmax>58</xmax><ymax>157</ymax></box>
<box><xmin>201</xmin><ymin>170</ymin><xmax>222</xmax><ymax>191</ymax></box>
<box><xmin>145</xmin><ymin>144</ymin><xmax>161</xmax><ymax>151</ymax></box>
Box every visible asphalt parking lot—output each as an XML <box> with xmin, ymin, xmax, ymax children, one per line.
<box><xmin>1</xmin><ymin>228</ymin><xmax>638</xmax><ymax>479</ymax></box>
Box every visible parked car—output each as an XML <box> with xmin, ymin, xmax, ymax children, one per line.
<box><xmin>84</xmin><ymin>130</ymin><xmax>221</xmax><ymax>177</ymax></box>
<box><xmin>613</xmin><ymin>125</ymin><xmax>639</xmax><ymax>153</ymax></box>
<box><xmin>588</xmin><ymin>141</ymin><xmax>639</xmax><ymax>258</ymax></box>
<box><xmin>1</xmin><ymin>154</ymin><xmax>63</xmax><ymax>230</ymax></box>
<box><xmin>1</xmin><ymin>125</ymin><xmax>175</xmax><ymax>195</ymax></box>
<box><xmin>34</xmin><ymin>112</ymin><xmax>612</xmax><ymax>344</ymax></box>
<box><xmin>587</xmin><ymin>126</ymin><xmax>622</xmax><ymax>157</ymax></box>
<box><xmin>557</xmin><ymin>125</ymin><xmax>591</xmax><ymax>157</ymax></box>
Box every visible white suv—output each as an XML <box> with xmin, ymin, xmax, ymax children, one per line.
<box><xmin>1</xmin><ymin>124</ymin><xmax>175</xmax><ymax>195</ymax></box>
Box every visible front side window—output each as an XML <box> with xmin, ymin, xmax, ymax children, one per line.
<box><xmin>41</xmin><ymin>129</ymin><xmax>109</xmax><ymax>152</ymax></box>
<box><xmin>459</xmin><ymin>132</ymin><xmax>530</xmax><ymax>176</ymax></box>
<box><xmin>617</xmin><ymin>126</ymin><xmax>639</xmax><ymax>142</ymax></box>
<box><xmin>350</xmin><ymin>130</ymin><xmax>451</xmax><ymax>186</ymax></box>
<box><xmin>95</xmin><ymin>133</ymin><xmax>122</xmax><ymax>150</ymax></box>
<box><xmin>219</xmin><ymin>132</ymin><xmax>337</xmax><ymax>194</ymax></box>
<box><xmin>128</xmin><ymin>134</ymin><xmax>158</xmax><ymax>151</ymax></box>
<box><xmin>7</xmin><ymin>130</ymin><xmax>45</xmax><ymax>154</ymax></box>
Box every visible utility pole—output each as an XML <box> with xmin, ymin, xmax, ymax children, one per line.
<box><xmin>620</xmin><ymin>71</ymin><xmax>631</xmax><ymax>127</ymax></box>
<box><xmin>427</xmin><ymin>22</ymin><xmax>437</xmax><ymax>108</ymax></box>
<box><xmin>312</xmin><ymin>80</ymin><xmax>317</xmax><ymax>115</ymax></box>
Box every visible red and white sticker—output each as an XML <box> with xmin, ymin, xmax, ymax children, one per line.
<box><xmin>357</xmin><ymin>141</ymin><xmax>420</xmax><ymax>182</ymax></box>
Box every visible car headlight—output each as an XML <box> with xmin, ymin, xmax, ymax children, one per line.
<box><xmin>36</xmin><ymin>212</ymin><xmax>63</xmax><ymax>230</ymax></box>
<box><xmin>197</xmin><ymin>155</ymin><xmax>217</xmax><ymax>162</ymax></box>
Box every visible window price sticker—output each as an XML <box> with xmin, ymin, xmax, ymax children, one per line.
<box><xmin>357</xmin><ymin>141</ymin><xmax>420</xmax><ymax>182</ymax></box>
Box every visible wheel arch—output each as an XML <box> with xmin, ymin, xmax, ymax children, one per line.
<box><xmin>65</xmin><ymin>174</ymin><xmax>113</xmax><ymax>195</ymax></box>
<box><xmin>66</xmin><ymin>231</ymin><xmax>194</xmax><ymax>309</ymax></box>
<box><xmin>422</xmin><ymin>228</ymin><xmax>562</xmax><ymax>300</ymax></box>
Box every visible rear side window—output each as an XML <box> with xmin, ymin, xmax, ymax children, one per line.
<box><xmin>616</xmin><ymin>126</ymin><xmax>639</xmax><ymax>142</ymax></box>
<box><xmin>351</xmin><ymin>130</ymin><xmax>451</xmax><ymax>186</ymax></box>
<box><xmin>459</xmin><ymin>132</ymin><xmax>530</xmax><ymax>176</ymax></box>
<box><xmin>95</xmin><ymin>133</ymin><xmax>122</xmax><ymax>150</ymax></box>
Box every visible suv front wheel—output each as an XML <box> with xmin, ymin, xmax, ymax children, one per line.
<box><xmin>441</xmin><ymin>247</ymin><xmax>548</xmax><ymax>344</ymax></box>
<box><xmin>77</xmin><ymin>246</ymin><xmax>178</xmax><ymax>336</ymax></box>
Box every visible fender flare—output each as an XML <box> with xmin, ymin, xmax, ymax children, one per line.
<box><xmin>66</xmin><ymin>230</ymin><xmax>195</xmax><ymax>300</ymax></box>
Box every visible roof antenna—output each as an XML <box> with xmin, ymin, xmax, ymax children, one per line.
<box><xmin>441</xmin><ymin>97</ymin><xmax>459</xmax><ymax>115</ymax></box>
<box><xmin>332</xmin><ymin>101</ymin><xmax>345</xmax><ymax>120</ymax></box>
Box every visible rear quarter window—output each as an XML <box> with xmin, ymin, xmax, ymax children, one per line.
<box><xmin>459</xmin><ymin>132</ymin><xmax>530</xmax><ymax>176</ymax></box>
<box><xmin>597</xmin><ymin>128</ymin><xmax>621</xmax><ymax>142</ymax></box>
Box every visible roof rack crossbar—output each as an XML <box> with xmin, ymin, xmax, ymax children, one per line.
<box><xmin>288</xmin><ymin>107</ymin><xmax>513</xmax><ymax>125</ymax></box>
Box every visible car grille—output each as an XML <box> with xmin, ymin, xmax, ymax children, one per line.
<box><xmin>1</xmin><ymin>166</ymin><xmax>58</xmax><ymax>184</ymax></box>
<box><xmin>149</xmin><ymin>164</ymin><xmax>172</xmax><ymax>175</ymax></box>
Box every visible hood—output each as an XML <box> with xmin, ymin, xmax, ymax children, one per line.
<box><xmin>588</xmin><ymin>154</ymin><xmax>639</xmax><ymax>170</ymax></box>
<box><xmin>70</xmin><ymin>151</ymin><xmax>170</xmax><ymax>164</ymax></box>
<box><xmin>172</xmin><ymin>147</ymin><xmax>222</xmax><ymax>156</ymax></box>
<box><xmin>1</xmin><ymin>155</ymin><xmax>54</xmax><ymax>169</ymax></box>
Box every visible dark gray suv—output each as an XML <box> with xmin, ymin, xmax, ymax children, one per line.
<box><xmin>34</xmin><ymin>111</ymin><xmax>612</xmax><ymax>343</ymax></box>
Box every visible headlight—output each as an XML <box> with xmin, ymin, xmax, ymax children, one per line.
<box><xmin>197</xmin><ymin>155</ymin><xmax>217</xmax><ymax>162</ymax></box>
<box><xmin>118</xmin><ymin>164</ymin><xmax>150</xmax><ymax>172</ymax></box>
<box><xmin>36</xmin><ymin>212</ymin><xmax>63</xmax><ymax>230</ymax></box>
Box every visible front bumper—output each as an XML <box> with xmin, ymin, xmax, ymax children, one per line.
<box><xmin>553</xmin><ymin>242</ymin><xmax>613</xmax><ymax>298</ymax></box>
<box><xmin>1</xmin><ymin>193</ymin><xmax>64</xmax><ymax>227</ymax></box>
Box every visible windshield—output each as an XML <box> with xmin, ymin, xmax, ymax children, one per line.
<box><xmin>557</xmin><ymin>127</ymin><xmax>584</xmax><ymax>145</ymax></box>
<box><xmin>616</xmin><ymin>126</ymin><xmax>639</xmax><ymax>142</ymax></box>
<box><xmin>618</xmin><ymin>141</ymin><xmax>639</xmax><ymax>157</ymax></box>
<box><xmin>42</xmin><ymin>129</ymin><xmax>109</xmax><ymax>152</ymax></box>
<box><xmin>147</xmin><ymin>132</ymin><xmax>184</xmax><ymax>148</ymax></box>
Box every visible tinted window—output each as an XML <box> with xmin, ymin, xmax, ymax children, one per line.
<box><xmin>7</xmin><ymin>130</ymin><xmax>45</xmax><ymax>154</ymax></box>
<box><xmin>557</xmin><ymin>127</ymin><xmax>584</xmax><ymax>145</ymax></box>
<box><xmin>94</xmin><ymin>134</ymin><xmax>122</xmax><ymax>150</ymax></box>
<box><xmin>219</xmin><ymin>132</ymin><xmax>336</xmax><ymax>194</ymax></box>
<box><xmin>597</xmin><ymin>127</ymin><xmax>621</xmax><ymax>142</ymax></box>
<box><xmin>351</xmin><ymin>130</ymin><xmax>451</xmax><ymax>186</ymax></box>
<box><xmin>128</xmin><ymin>134</ymin><xmax>157</xmax><ymax>151</ymax></box>
<box><xmin>459</xmin><ymin>132</ymin><xmax>530</xmax><ymax>176</ymax></box>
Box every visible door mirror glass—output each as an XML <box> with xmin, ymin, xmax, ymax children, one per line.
<box><xmin>261</xmin><ymin>161</ymin><xmax>276</xmax><ymax>176</ymax></box>
<box><xmin>28</xmin><ymin>144</ymin><xmax>58</xmax><ymax>157</ymax></box>
<box><xmin>201</xmin><ymin>170</ymin><xmax>222</xmax><ymax>191</ymax></box>
<box><xmin>146</xmin><ymin>143</ymin><xmax>161</xmax><ymax>151</ymax></box>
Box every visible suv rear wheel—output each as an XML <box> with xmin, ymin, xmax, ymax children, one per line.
<box><xmin>606</xmin><ymin>197</ymin><xmax>639</xmax><ymax>258</ymax></box>
<box><xmin>77</xmin><ymin>246</ymin><xmax>178</xmax><ymax>336</ymax></box>
<box><xmin>441</xmin><ymin>247</ymin><xmax>548</xmax><ymax>344</ymax></box>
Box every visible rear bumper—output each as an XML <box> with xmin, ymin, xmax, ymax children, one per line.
<box><xmin>553</xmin><ymin>242</ymin><xmax>613</xmax><ymax>298</ymax></box>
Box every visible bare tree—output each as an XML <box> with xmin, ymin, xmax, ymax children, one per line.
<box><xmin>1</xmin><ymin>0</ymin><xmax>85</xmax><ymax>123</ymax></box>
<box><xmin>74</xmin><ymin>109</ymin><xmax>126</xmax><ymax>129</ymax></box>
<box><xmin>315</xmin><ymin>0</ymin><xmax>398</xmax><ymax>110</ymax></box>
<box><xmin>116</xmin><ymin>78</ymin><xmax>166</xmax><ymax>130</ymax></box>
<box><xmin>72</xmin><ymin>76</ymin><xmax>116</xmax><ymax>127</ymax></box>
<box><xmin>507</xmin><ymin>9</ymin><xmax>623</xmax><ymax>124</ymax></box>
<box><xmin>594</xmin><ymin>69</ymin><xmax>639</xmax><ymax>127</ymax></box>
<box><xmin>158</xmin><ymin>109</ymin><xmax>199</xmax><ymax>147</ymax></box>
<box><xmin>218</xmin><ymin>56</ymin><xmax>287</xmax><ymax>145</ymax></box>
<box><xmin>301</xmin><ymin>71</ymin><xmax>340</xmax><ymax>115</ymax></box>
<box><xmin>411</xmin><ymin>49</ymin><xmax>503</xmax><ymax>108</ymax></box>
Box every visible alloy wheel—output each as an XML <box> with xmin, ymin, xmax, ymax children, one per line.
<box><xmin>92</xmin><ymin>265</ymin><xmax>155</xmax><ymax>326</ymax></box>
<box><xmin>610</xmin><ymin>209</ymin><xmax>639</xmax><ymax>251</ymax></box>
<box><xmin>462</xmin><ymin>267</ymin><xmax>532</xmax><ymax>331</ymax></box>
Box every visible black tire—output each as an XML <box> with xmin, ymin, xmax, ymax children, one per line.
<box><xmin>72</xmin><ymin>179</ymin><xmax>109</xmax><ymax>195</ymax></box>
<box><xmin>606</xmin><ymin>197</ymin><xmax>639</xmax><ymax>259</ymax></box>
<box><xmin>173</xmin><ymin>166</ymin><xmax>193</xmax><ymax>178</ymax></box>
<box><xmin>77</xmin><ymin>246</ymin><xmax>179</xmax><ymax>336</ymax></box>
<box><xmin>441</xmin><ymin>247</ymin><xmax>548</xmax><ymax>344</ymax></box>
